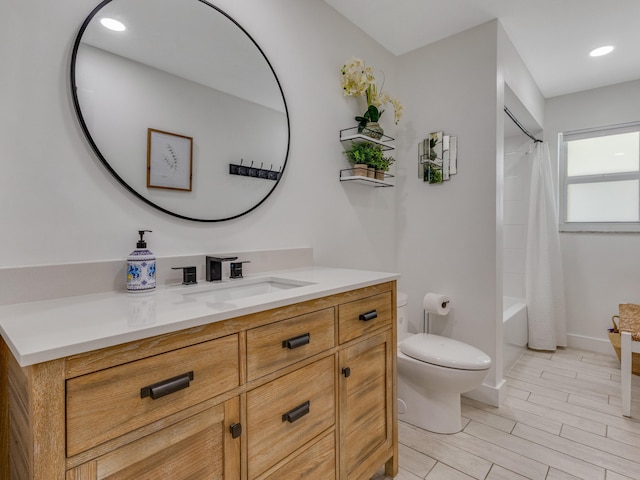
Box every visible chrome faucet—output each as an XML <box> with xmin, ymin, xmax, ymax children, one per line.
<box><xmin>206</xmin><ymin>256</ymin><xmax>237</xmax><ymax>282</ymax></box>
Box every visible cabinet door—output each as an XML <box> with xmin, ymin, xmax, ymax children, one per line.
<box><xmin>66</xmin><ymin>398</ymin><xmax>240</xmax><ymax>480</ymax></box>
<box><xmin>339</xmin><ymin>330</ymin><xmax>393</xmax><ymax>480</ymax></box>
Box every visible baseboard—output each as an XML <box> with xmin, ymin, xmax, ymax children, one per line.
<box><xmin>566</xmin><ymin>333</ymin><xmax>617</xmax><ymax>357</ymax></box>
<box><xmin>463</xmin><ymin>378</ymin><xmax>506</xmax><ymax>407</ymax></box>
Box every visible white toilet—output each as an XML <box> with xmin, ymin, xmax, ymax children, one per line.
<box><xmin>397</xmin><ymin>292</ymin><xmax>492</xmax><ymax>434</ymax></box>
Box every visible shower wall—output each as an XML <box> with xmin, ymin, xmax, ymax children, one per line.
<box><xmin>502</xmin><ymin>134</ymin><xmax>532</xmax><ymax>299</ymax></box>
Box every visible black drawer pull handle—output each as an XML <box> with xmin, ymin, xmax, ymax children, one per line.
<box><xmin>342</xmin><ymin>367</ymin><xmax>351</xmax><ymax>378</ymax></box>
<box><xmin>282</xmin><ymin>401</ymin><xmax>310</xmax><ymax>423</ymax></box>
<box><xmin>140</xmin><ymin>371</ymin><xmax>194</xmax><ymax>400</ymax></box>
<box><xmin>230</xmin><ymin>423</ymin><xmax>242</xmax><ymax>439</ymax></box>
<box><xmin>359</xmin><ymin>310</ymin><xmax>378</xmax><ymax>321</ymax></box>
<box><xmin>282</xmin><ymin>333</ymin><xmax>311</xmax><ymax>349</ymax></box>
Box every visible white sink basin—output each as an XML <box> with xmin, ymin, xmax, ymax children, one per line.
<box><xmin>173</xmin><ymin>277</ymin><xmax>313</xmax><ymax>303</ymax></box>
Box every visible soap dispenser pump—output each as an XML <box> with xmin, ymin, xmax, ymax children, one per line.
<box><xmin>127</xmin><ymin>230</ymin><xmax>156</xmax><ymax>293</ymax></box>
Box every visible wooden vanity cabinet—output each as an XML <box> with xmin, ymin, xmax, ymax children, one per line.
<box><xmin>0</xmin><ymin>281</ymin><xmax>397</xmax><ymax>480</ymax></box>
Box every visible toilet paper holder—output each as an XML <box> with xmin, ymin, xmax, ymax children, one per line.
<box><xmin>422</xmin><ymin>293</ymin><xmax>451</xmax><ymax>333</ymax></box>
<box><xmin>424</xmin><ymin>309</ymin><xmax>447</xmax><ymax>334</ymax></box>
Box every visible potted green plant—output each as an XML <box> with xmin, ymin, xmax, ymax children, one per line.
<box><xmin>344</xmin><ymin>142</ymin><xmax>394</xmax><ymax>179</ymax></box>
<box><xmin>343</xmin><ymin>142</ymin><xmax>374</xmax><ymax>176</ymax></box>
<box><xmin>370</xmin><ymin>154</ymin><xmax>395</xmax><ymax>180</ymax></box>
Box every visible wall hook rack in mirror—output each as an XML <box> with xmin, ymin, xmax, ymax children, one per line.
<box><xmin>229</xmin><ymin>160</ymin><xmax>282</xmax><ymax>181</ymax></box>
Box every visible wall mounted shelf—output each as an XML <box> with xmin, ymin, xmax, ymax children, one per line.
<box><xmin>339</xmin><ymin>127</ymin><xmax>395</xmax><ymax>152</ymax></box>
<box><xmin>339</xmin><ymin>126</ymin><xmax>395</xmax><ymax>187</ymax></box>
<box><xmin>339</xmin><ymin>169</ymin><xmax>394</xmax><ymax>187</ymax></box>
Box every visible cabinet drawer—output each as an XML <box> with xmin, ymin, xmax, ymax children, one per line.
<box><xmin>260</xmin><ymin>431</ymin><xmax>335</xmax><ymax>480</ymax></box>
<box><xmin>338</xmin><ymin>292</ymin><xmax>392</xmax><ymax>344</ymax></box>
<box><xmin>247</xmin><ymin>308</ymin><xmax>335</xmax><ymax>381</ymax></box>
<box><xmin>247</xmin><ymin>356</ymin><xmax>335</xmax><ymax>479</ymax></box>
<box><xmin>66</xmin><ymin>334</ymin><xmax>239</xmax><ymax>456</ymax></box>
<box><xmin>66</xmin><ymin>399</ymin><xmax>240</xmax><ymax>480</ymax></box>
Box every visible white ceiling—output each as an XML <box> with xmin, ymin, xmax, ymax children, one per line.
<box><xmin>322</xmin><ymin>0</ymin><xmax>640</xmax><ymax>99</ymax></box>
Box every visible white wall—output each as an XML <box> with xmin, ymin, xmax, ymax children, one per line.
<box><xmin>395</xmin><ymin>22</ymin><xmax>502</xmax><ymax>396</ymax></box>
<box><xmin>393</xmin><ymin>21</ymin><xmax>546</xmax><ymax>404</ymax></box>
<box><xmin>0</xmin><ymin>0</ymin><xmax>397</xmax><ymax>272</ymax></box>
<box><xmin>497</xmin><ymin>27</ymin><xmax>544</xmax><ymax>130</ymax></box>
<box><xmin>545</xmin><ymin>79</ymin><xmax>640</xmax><ymax>354</ymax></box>
<box><xmin>499</xmin><ymin>26</ymin><xmax>545</xmax><ymax>303</ymax></box>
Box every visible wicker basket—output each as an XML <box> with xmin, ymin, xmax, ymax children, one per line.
<box><xmin>619</xmin><ymin>303</ymin><xmax>640</xmax><ymax>340</ymax></box>
<box><xmin>608</xmin><ymin>307</ymin><xmax>640</xmax><ymax>376</ymax></box>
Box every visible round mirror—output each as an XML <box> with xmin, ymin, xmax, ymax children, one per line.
<box><xmin>71</xmin><ymin>0</ymin><xmax>290</xmax><ymax>222</ymax></box>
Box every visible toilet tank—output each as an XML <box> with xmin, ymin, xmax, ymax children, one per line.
<box><xmin>397</xmin><ymin>292</ymin><xmax>410</xmax><ymax>342</ymax></box>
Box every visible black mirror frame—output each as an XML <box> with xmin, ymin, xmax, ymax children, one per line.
<box><xmin>70</xmin><ymin>0</ymin><xmax>290</xmax><ymax>222</ymax></box>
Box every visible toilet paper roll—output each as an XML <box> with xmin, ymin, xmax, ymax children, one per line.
<box><xmin>423</xmin><ymin>293</ymin><xmax>451</xmax><ymax>315</ymax></box>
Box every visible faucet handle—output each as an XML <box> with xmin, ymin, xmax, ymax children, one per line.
<box><xmin>230</xmin><ymin>261</ymin><xmax>250</xmax><ymax>279</ymax></box>
<box><xmin>206</xmin><ymin>256</ymin><xmax>238</xmax><ymax>262</ymax></box>
<box><xmin>172</xmin><ymin>266</ymin><xmax>197</xmax><ymax>285</ymax></box>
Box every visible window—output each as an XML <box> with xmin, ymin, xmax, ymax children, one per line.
<box><xmin>559</xmin><ymin>122</ymin><xmax>640</xmax><ymax>232</ymax></box>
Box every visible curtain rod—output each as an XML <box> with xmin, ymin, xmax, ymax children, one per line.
<box><xmin>504</xmin><ymin>106</ymin><xmax>542</xmax><ymax>143</ymax></box>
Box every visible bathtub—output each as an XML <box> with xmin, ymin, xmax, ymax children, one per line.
<box><xmin>503</xmin><ymin>296</ymin><xmax>528</xmax><ymax>372</ymax></box>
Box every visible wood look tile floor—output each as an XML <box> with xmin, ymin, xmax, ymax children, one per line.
<box><xmin>373</xmin><ymin>348</ymin><xmax>640</xmax><ymax>480</ymax></box>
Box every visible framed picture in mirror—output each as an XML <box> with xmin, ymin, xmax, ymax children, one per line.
<box><xmin>147</xmin><ymin>128</ymin><xmax>193</xmax><ymax>191</ymax></box>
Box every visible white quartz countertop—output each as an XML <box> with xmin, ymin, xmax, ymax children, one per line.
<box><xmin>0</xmin><ymin>267</ymin><xmax>398</xmax><ymax>367</ymax></box>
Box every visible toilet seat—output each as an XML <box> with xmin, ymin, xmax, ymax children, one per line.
<box><xmin>400</xmin><ymin>333</ymin><xmax>491</xmax><ymax>371</ymax></box>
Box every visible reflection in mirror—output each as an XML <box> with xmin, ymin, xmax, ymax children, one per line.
<box><xmin>72</xmin><ymin>0</ymin><xmax>289</xmax><ymax>221</ymax></box>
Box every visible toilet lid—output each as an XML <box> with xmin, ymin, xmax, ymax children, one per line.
<box><xmin>400</xmin><ymin>333</ymin><xmax>491</xmax><ymax>371</ymax></box>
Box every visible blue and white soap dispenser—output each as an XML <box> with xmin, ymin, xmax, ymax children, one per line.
<box><xmin>127</xmin><ymin>230</ymin><xmax>156</xmax><ymax>293</ymax></box>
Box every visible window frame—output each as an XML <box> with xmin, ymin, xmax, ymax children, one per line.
<box><xmin>559</xmin><ymin>121</ymin><xmax>640</xmax><ymax>233</ymax></box>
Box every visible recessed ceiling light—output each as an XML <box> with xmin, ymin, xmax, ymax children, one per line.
<box><xmin>100</xmin><ymin>18</ymin><xmax>126</xmax><ymax>32</ymax></box>
<box><xmin>589</xmin><ymin>45</ymin><xmax>614</xmax><ymax>57</ymax></box>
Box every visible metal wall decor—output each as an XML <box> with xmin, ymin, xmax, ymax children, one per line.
<box><xmin>418</xmin><ymin>131</ymin><xmax>457</xmax><ymax>184</ymax></box>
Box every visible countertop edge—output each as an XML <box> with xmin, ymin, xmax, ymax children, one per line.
<box><xmin>2</xmin><ymin>268</ymin><xmax>399</xmax><ymax>367</ymax></box>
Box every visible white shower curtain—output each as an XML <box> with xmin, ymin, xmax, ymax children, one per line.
<box><xmin>525</xmin><ymin>142</ymin><xmax>567</xmax><ymax>350</ymax></box>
